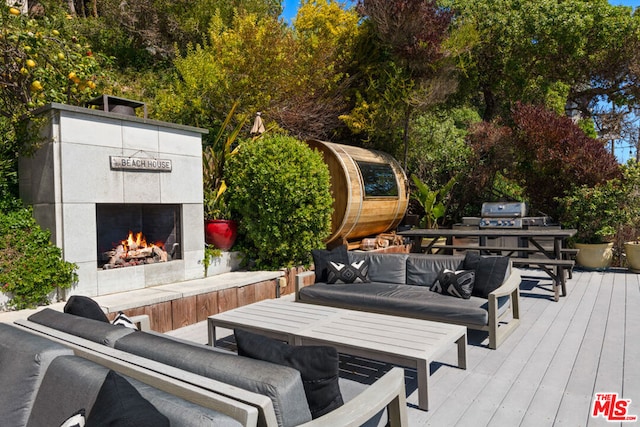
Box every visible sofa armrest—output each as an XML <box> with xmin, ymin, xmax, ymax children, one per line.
<box><xmin>490</xmin><ymin>269</ymin><xmax>521</xmax><ymax>298</ymax></box>
<box><xmin>486</xmin><ymin>269</ymin><xmax>521</xmax><ymax>349</ymax></box>
<box><xmin>298</xmin><ymin>367</ymin><xmax>408</xmax><ymax>427</ymax></box>
<box><xmin>295</xmin><ymin>271</ymin><xmax>316</xmax><ymax>300</ymax></box>
<box><xmin>129</xmin><ymin>314</ymin><xmax>151</xmax><ymax>331</ymax></box>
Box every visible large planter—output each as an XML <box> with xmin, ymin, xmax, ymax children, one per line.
<box><xmin>624</xmin><ymin>242</ymin><xmax>640</xmax><ymax>273</ymax></box>
<box><xmin>575</xmin><ymin>242</ymin><xmax>614</xmax><ymax>270</ymax></box>
<box><xmin>205</xmin><ymin>219</ymin><xmax>238</xmax><ymax>251</ymax></box>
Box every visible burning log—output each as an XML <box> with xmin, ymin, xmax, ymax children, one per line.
<box><xmin>102</xmin><ymin>231</ymin><xmax>171</xmax><ymax>269</ymax></box>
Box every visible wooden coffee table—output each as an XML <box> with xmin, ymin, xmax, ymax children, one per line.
<box><xmin>208</xmin><ymin>298</ymin><xmax>467</xmax><ymax>411</ymax></box>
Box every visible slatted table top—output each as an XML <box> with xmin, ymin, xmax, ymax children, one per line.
<box><xmin>207</xmin><ymin>298</ymin><xmax>467</xmax><ymax>411</ymax></box>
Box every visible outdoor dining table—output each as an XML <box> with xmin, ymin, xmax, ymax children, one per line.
<box><xmin>398</xmin><ymin>228</ymin><xmax>578</xmax><ymax>301</ymax></box>
<box><xmin>398</xmin><ymin>228</ymin><xmax>577</xmax><ymax>259</ymax></box>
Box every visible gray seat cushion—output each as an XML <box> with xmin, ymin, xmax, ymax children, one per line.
<box><xmin>115</xmin><ymin>331</ymin><xmax>312</xmax><ymax>427</ymax></box>
<box><xmin>298</xmin><ymin>282</ymin><xmax>509</xmax><ymax>326</ymax></box>
<box><xmin>0</xmin><ymin>324</ymin><xmax>74</xmax><ymax>427</ymax></box>
<box><xmin>28</xmin><ymin>308</ymin><xmax>135</xmax><ymax>347</ymax></box>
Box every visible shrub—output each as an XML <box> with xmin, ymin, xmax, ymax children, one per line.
<box><xmin>226</xmin><ymin>134</ymin><xmax>332</xmax><ymax>269</ymax></box>
<box><xmin>0</xmin><ymin>208</ymin><xmax>77</xmax><ymax>309</ymax></box>
<box><xmin>557</xmin><ymin>178</ymin><xmax>628</xmax><ymax>244</ymax></box>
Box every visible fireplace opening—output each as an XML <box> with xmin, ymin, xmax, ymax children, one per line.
<box><xmin>96</xmin><ymin>204</ymin><xmax>182</xmax><ymax>269</ymax></box>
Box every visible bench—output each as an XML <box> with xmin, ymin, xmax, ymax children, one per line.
<box><xmin>511</xmin><ymin>258</ymin><xmax>575</xmax><ymax>301</ymax></box>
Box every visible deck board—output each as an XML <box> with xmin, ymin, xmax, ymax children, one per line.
<box><xmin>165</xmin><ymin>266</ymin><xmax>640</xmax><ymax>426</ymax></box>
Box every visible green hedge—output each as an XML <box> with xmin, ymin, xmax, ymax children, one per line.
<box><xmin>226</xmin><ymin>134</ymin><xmax>332</xmax><ymax>269</ymax></box>
<box><xmin>0</xmin><ymin>208</ymin><xmax>77</xmax><ymax>309</ymax></box>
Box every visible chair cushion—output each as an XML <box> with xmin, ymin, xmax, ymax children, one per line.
<box><xmin>406</xmin><ymin>254</ymin><xmax>466</xmax><ymax>286</ymax></box>
<box><xmin>430</xmin><ymin>269</ymin><xmax>475</xmax><ymax>299</ymax></box>
<box><xmin>64</xmin><ymin>295</ymin><xmax>109</xmax><ymax>323</ymax></box>
<box><xmin>463</xmin><ymin>253</ymin><xmax>510</xmax><ymax>298</ymax></box>
<box><xmin>349</xmin><ymin>252</ymin><xmax>408</xmax><ymax>284</ymax></box>
<box><xmin>234</xmin><ymin>328</ymin><xmax>344</xmax><ymax>419</ymax></box>
<box><xmin>87</xmin><ymin>370</ymin><xmax>169</xmax><ymax>427</ymax></box>
<box><xmin>312</xmin><ymin>245</ymin><xmax>350</xmax><ymax>283</ymax></box>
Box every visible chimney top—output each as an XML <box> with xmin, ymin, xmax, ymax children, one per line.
<box><xmin>86</xmin><ymin>95</ymin><xmax>147</xmax><ymax>118</ymax></box>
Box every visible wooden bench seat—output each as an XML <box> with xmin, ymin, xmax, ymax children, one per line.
<box><xmin>511</xmin><ymin>258</ymin><xmax>575</xmax><ymax>301</ymax></box>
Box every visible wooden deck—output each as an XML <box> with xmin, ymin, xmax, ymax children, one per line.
<box><xmin>167</xmin><ymin>267</ymin><xmax>640</xmax><ymax>426</ymax></box>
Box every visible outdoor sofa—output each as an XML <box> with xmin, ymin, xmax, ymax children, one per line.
<box><xmin>0</xmin><ymin>322</ymin><xmax>254</xmax><ymax>427</ymax></box>
<box><xmin>19</xmin><ymin>306</ymin><xmax>408</xmax><ymax>427</ymax></box>
<box><xmin>296</xmin><ymin>250</ymin><xmax>521</xmax><ymax>350</ymax></box>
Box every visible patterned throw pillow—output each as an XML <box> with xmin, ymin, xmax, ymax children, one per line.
<box><xmin>430</xmin><ymin>269</ymin><xmax>475</xmax><ymax>299</ymax></box>
<box><xmin>60</xmin><ymin>409</ymin><xmax>85</xmax><ymax>427</ymax></box>
<box><xmin>112</xmin><ymin>312</ymin><xmax>137</xmax><ymax>330</ymax></box>
<box><xmin>326</xmin><ymin>260</ymin><xmax>370</xmax><ymax>284</ymax></box>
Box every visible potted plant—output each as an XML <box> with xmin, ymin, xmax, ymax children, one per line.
<box><xmin>619</xmin><ymin>161</ymin><xmax>640</xmax><ymax>272</ymax></box>
<box><xmin>410</xmin><ymin>175</ymin><xmax>456</xmax><ymax>253</ymax></box>
<box><xmin>202</xmin><ymin>103</ymin><xmax>246</xmax><ymax>250</ymax></box>
<box><xmin>204</xmin><ymin>182</ymin><xmax>238</xmax><ymax>250</ymax></box>
<box><xmin>410</xmin><ymin>175</ymin><xmax>456</xmax><ymax>229</ymax></box>
<box><xmin>558</xmin><ymin>179</ymin><xmax>628</xmax><ymax>269</ymax></box>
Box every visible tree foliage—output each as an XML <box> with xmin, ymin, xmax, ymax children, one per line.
<box><xmin>449</xmin><ymin>0</ymin><xmax>640</xmax><ymax>125</ymax></box>
<box><xmin>463</xmin><ymin>103</ymin><xmax>621</xmax><ymax>219</ymax></box>
<box><xmin>0</xmin><ymin>5</ymin><xmax>109</xmax><ymax>120</ymax></box>
<box><xmin>90</xmin><ymin>0</ymin><xmax>281</xmax><ymax>59</ymax></box>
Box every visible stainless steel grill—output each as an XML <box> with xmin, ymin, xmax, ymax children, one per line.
<box><xmin>479</xmin><ymin>202</ymin><xmax>527</xmax><ymax>228</ymax></box>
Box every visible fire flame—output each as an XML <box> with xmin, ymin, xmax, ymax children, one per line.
<box><xmin>120</xmin><ymin>231</ymin><xmax>163</xmax><ymax>251</ymax></box>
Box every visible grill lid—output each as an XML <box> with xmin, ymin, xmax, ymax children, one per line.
<box><xmin>481</xmin><ymin>202</ymin><xmax>527</xmax><ymax>218</ymax></box>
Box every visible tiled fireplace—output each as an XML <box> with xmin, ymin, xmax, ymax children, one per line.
<box><xmin>19</xmin><ymin>99</ymin><xmax>207</xmax><ymax>297</ymax></box>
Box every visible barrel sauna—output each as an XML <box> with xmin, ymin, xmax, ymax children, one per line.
<box><xmin>307</xmin><ymin>140</ymin><xmax>408</xmax><ymax>246</ymax></box>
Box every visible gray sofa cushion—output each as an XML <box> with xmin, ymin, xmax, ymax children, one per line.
<box><xmin>0</xmin><ymin>324</ymin><xmax>74</xmax><ymax>427</ymax></box>
<box><xmin>463</xmin><ymin>253</ymin><xmax>511</xmax><ymax>298</ymax></box>
<box><xmin>115</xmin><ymin>331</ymin><xmax>312</xmax><ymax>427</ymax></box>
<box><xmin>406</xmin><ymin>254</ymin><xmax>465</xmax><ymax>286</ymax></box>
<box><xmin>298</xmin><ymin>282</ymin><xmax>510</xmax><ymax>327</ymax></box>
<box><xmin>28</xmin><ymin>308</ymin><xmax>135</xmax><ymax>347</ymax></box>
<box><xmin>349</xmin><ymin>252</ymin><xmax>408</xmax><ymax>284</ymax></box>
<box><xmin>27</xmin><ymin>355</ymin><xmax>242</xmax><ymax>427</ymax></box>
<box><xmin>28</xmin><ymin>356</ymin><xmax>106</xmax><ymax>427</ymax></box>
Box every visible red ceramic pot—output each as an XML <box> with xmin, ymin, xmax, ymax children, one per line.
<box><xmin>205</xmin><ymin>219</ymin><xmax>238</xmax><ymax>250</ymax></box>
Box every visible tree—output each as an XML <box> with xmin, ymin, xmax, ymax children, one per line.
<box><xmin>92</xmin><ymin>0</ymin><xmax>282</xmax><ymax>58</ymax></box>
<box><xmin>0</xmin><ymin>5</ymin><xmax>108</xmax><ymax>120</ymax></box>
<box><xmin>156</xmin><ymin>2</ymin><xmax>361</xmax><ymax>141</ymax></box>
<box><xmin>462</xmin><ymin>103</ymin><xmax>621</xmax><ymax>220</ymax></box>
<box><xmin>271</xmin><ymin>0</ymin><xmax>361</xmax><ymax>140</ymax></box>
<box><xmin>346</xmin><ymin>0</ymin><xmax>456</xmax><ymax>167</ymax></box>
<box><xmin>449</xmin><ymin>0</ymin><xmax>640</xmax><ymax>127</ymax></box>
<box><xmin>510</xmin><ymin>103</ymin><xmax>620</xmax><ymax>217</ymax></box>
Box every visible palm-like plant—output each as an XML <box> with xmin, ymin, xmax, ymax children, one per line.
<box><xmin>203</xmin><ymin>103</ymin><xmax>246</xmax><ymax>220</ymax></box>
<box><xmin>411</xmin><ymin>175</ymin><xmax>456</xmax><ymax>229</ymax></box>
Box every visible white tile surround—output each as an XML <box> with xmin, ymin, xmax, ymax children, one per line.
<box><xmin>19</xmin><ymin>103</ymin><xmax>208</xmax><ymax>297</ymax></box>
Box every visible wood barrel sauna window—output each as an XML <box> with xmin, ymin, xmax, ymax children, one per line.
<box><xmin>356</xmin><ymin>161</ymin><xmax>399</xmax><ymax>197</ymax></box>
